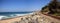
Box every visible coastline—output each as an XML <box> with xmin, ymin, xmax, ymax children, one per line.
<box><xmin>0</xmin><ymin>12</ymin><xmax>60</xmax><ymax>23</ymax></box>
<box><xmin>0</xmin><ymin>12</ymin><xmax>34</xmax><ymax>20</ymax></box>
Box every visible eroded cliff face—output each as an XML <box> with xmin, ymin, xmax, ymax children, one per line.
<box><xmin>0</xmin><ymin>13</ymin><xmax>60</xmax><ymax>23</ymax></box>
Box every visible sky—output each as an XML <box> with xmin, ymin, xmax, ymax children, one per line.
<box><xmin>0</xmin><ymin>0</ymin><xmax>51</xmax><ymax>12</ymax></box>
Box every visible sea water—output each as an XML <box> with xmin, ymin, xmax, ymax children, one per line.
<box><xmin>0</xmin><ymin>11</ymin><xmax>33</xmax><ymax>20</ymax></box>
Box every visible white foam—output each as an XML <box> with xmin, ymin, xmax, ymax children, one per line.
<box><xmin>15</xmin><ymin>13</ymin><xmax>33</xmax><ymax>16</ymax></box>
<box><xmin>0</xmin><ymin>16</ymin><xmax>8</xmax><ymax>20</ymax></box>
<box><xmin>0</xmin><ymin>13</ymin><xmax>33</xmax><ymax>20</ymax></box>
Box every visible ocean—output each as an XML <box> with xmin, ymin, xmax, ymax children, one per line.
<box><xmin>0</xmin><ymin>11</ymin><xmax>33</xmax><ymax>20</ymax></box>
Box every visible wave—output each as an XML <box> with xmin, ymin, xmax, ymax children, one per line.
<box><xmin>0</xmin><ymin>16</ymin><xmax>9</xmax><ymax>20</ymax></box>
<box><xmin>15</xmin><ymin>13</ymin><xmax>33</xmax><ymax>16</ymax></box>
<box><xmin>0</xmin><ymin>13</ymin><xmax>33</xmax><ymax>20</ymax></box>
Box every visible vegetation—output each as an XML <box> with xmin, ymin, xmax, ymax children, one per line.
<box><xmin>41</xmin><ymin>0</ymin><xmax>60</xmax><ymax>16</ymax></box>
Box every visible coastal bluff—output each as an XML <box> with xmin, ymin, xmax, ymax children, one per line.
<box><xmin>0</xmin><ymin>12</ymin><xmax>60</xmax><ymax>23</ymax></box>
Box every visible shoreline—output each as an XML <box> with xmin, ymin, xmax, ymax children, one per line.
<box><xmin>0</xmin><ymin>12</ymin><xmax>34</xmax><ymax>20</ymax></box>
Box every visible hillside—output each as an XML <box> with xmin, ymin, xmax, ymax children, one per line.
<box><xmin>41</xmin><ymin>0</ymin><xmax>60</xmax><ymax>19</ymax></box>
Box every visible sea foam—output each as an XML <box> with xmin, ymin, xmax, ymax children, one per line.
<box><xmin>0</xmin><ymin>16</ymin><xmax>9</xmax><ymax>20</ymax></box>
<box><xmin>0</xmin><ymin>13</ymin><xmax>33</xmax><ymax>20</ymax></box>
